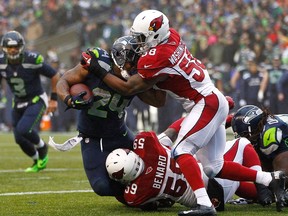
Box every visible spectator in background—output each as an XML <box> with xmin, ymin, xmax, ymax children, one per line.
<box><xmin>262</xmin><ymin>39</ymin><xmax>281</xmax><ymax>66</ymax></box>
<box><xmin>79</xmin><ymin>17</ymin><xmax>100</xmax><ymax>49</ymax></box>
<box><xmin>266</xmin><ymin>55</ymin><xmax>286</xmax><ymax>114</ymax></box>
<box><xmin>277</xmin><ymin>69</ymin><xmax>288</xmax><ymax>114</ymax></box>
<box><xmin>25</xmin><ymin>10</ymin><xmax>43</xmax><ymax>43</ymax></box>
<box><xmin>207</xmin><ymin>63</ymin><xmax>224</xmax><ymax>93</ymax></box>
<box><xmin>238</xmin><ymin>57</ymin><xmax>268</xmax><ymax>108</ymax></box>
<box><xmin>222</xmin><ymin>34</ymin><xmax>238</xmax><ymax>68</ymax></box>
<box><xmin>233</xmin><ymin>32</ymin><xmax>255</xmax><ymax>69</ymax></box>
<box><xmin>69</xmin><ymin>0</ymin><xmax>83</xmax><ymax>25</ymax></box>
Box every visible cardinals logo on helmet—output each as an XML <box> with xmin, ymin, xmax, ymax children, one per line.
<box><xmin>111</xmin><ymin>168</ymin><xmax>125</xmax><ymax>180</ymax></box>
<box><xmin>149</xmin><ymin>15</ymin><xmax>163</xmax><ymax>32</ymax></box>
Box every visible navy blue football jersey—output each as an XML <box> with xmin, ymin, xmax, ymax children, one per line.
<box><xmin>77</xmin><ymin>48</ymin><xmax>135</xmax><ymax>137</ymax></box>
<box><xmin>259</xmin><ymin>114</ymin><xmax>288</xmax><ymax>160</ymax></box>
<box><xmin>0</xmin><ymin>51</ymin><xmax>57</xmax><ymax>100</ymax></box>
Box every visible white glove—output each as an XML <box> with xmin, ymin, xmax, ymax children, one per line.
<box><xmin>257</xmin><ymin>90</ymin><xmax>264</xmax><ymax>102</ymax></box>
<box><xmin>239</xmin><ymin>99</ymin><xmax>247</xmax><ymax>107</ymax></box>
<box><xmin>48</xmin><ymin>135</ymin><xmax>83</xmax><ymax>151</ymax></box>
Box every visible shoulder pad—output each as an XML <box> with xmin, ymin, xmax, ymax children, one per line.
<box><xmin>24</xmin><ymin>51</ymin><xmax>44</xmax><ymax>64</ymax></box>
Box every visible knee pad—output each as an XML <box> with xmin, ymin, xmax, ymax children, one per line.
<box><xmin>202</xmin><ymin>160</ymin><xmax>224</xmax><ymax>178</ymax></box>
<box><xmin>91</xmin><ymin>179</ymin><xmax>113</xmax><ymax>196</ymax></box>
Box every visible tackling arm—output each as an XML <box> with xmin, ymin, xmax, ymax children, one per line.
<box><xmin>102</xmin><ymin>72</ymin><xmax>157</xmax><ymax>96</ymax></box>
<box><xmin>137</xmin><ymin>89</ymin><xmax>167</xmax><ymax>108</ymax></box>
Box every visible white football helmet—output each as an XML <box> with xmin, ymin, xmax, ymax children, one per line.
<box><xmin>105</xmin><ymin>148</ymin><xmax>144</xmax><ymax>184</ymax></box>
<box><xmin>130</xmin><ymin>10</ymin><xmax>170</xmax><ymax>54</ymax></box>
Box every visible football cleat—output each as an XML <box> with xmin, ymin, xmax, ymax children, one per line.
<box><xmin>25</xmin><ymin>161</ymin><xmax>39</xmax><ymax>173</ymax></box>
<box><xmin>37</xmin><ymin>155</ymin><xmax>48</xmax><ymax>170</ymax></box>
<box><xmin>255</xmin><ymin>183</ymin><xmax>274</xmax><ymax>206</ymax></box>
<box><xmin>38</xmin><ymin>142</ymin><xmax>48</xmax><ymax>159</ymax></box>
<box><xmin>269</xmin><ymin>171</ymin><xmax>286</xmax><ymax>212</ymax></box>
<box><xmin>178</xmin><ymin>205</ymin><xmax>217</xmax><ymax>216</ymax></box>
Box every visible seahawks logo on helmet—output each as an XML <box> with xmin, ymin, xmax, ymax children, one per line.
<box><xmin>242</xmin><ymin>108</ymin><xmax>263</xmax><ymax>124</ymax></box>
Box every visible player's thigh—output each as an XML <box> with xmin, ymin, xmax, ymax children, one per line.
<box><xmin>15</xmin><ymin>102</ymin><xmax>45</xmax><ymax>131</ymax></box>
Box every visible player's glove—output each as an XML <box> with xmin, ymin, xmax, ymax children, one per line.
<box><xmin>64</xmin><ymin>92</ymin><xmax>93</xmax><ymax>110</ymax></box>
<box><xmin>225</xmin><ymin>113</ymin><xmax>234</xmax><ymax>129</ymax></box>
<box><xmin>80</xmin><ymin>48</ymin><xmax>108</xmax><ymax>79</ymax></box>
<box><xmin>225</xmin><ymin>96</ymin><xmax>235</xmax><ymax>110</ymax></box>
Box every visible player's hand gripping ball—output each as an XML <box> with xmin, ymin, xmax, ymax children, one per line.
<box><xmin>65</xmin><ymin>83</ymin><xmax>94</xmax><ymax>110</ymax></box>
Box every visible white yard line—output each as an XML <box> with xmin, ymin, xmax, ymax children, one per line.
<box><xmin>0</xmin><ymin>168</ymin><xmax>82</xmax><ymax>173</ymax></box>
<box><xmin>0</xmin><ymin>190</ymin><xmax>94</xmax><ymax>196</ymax></box>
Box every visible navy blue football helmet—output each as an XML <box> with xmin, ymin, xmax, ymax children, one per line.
<box><xmin>1</xmin><ymin>30</ymin><xmax>25</xmax><ymax>60</ymax></box>
<box><xmin>111</xmin><ymin>36</ymin><xmax>139</xmax><ymax>69</ymax></box>
<box><xmin>231</xmin><ymin>105</ymin><xmax>264</xmax><ymax>140</ymax></box>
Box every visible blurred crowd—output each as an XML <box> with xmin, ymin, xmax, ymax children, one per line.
<box><xmin>1</xmin><ymin>0</ymin><xmax>288</xmax><ymax>133</ymax></box>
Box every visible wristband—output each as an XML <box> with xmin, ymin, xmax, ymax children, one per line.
<box><xmin>50</xmin><ymin>92</ymin><xmax>58</xmax><ymax>101</ymax></box>
<box><xmin>98</xmin><ymin>70</ymin><xmax>108</xmax><ymax>80</ymax></box>
<box><xmin>64</xmin><ymin>95</ymin><xmax>72</xmax><ymax>106</ymax></box>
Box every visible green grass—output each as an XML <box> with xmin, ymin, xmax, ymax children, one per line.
<box><xmin>0</xmin><ymin>131</ymin><xmax>286</xmax><ymax>216</ymax></box>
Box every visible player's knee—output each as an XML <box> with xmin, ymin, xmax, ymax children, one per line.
<box><xmin>203</xmin><ymin>160</ymin><xmax>224</xmax><ymax>178</ymax></box>
<box><xmin>13</xmin><ymin>131</ymin><xmax>23</xmax><ymax>145</ymax></box>
<box><xmin>91</xmin><ymin>180</ymin><xmax>112</xmax><ymax>196</ymax></box>
<box><xmin>14</xmin><ymin>124</ymin><xmax>29</xmax><ymax>136</ymax></box>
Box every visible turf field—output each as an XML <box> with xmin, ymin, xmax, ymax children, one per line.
<box><xmin>0</xmin><ymin>131</ymin><xmax>286</xmax><ymax>216</ymax></box>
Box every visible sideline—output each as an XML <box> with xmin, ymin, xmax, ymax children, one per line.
<box><xmin>0</xmin><ymin>190</ymin><xmax>94</xmax><ymax>196</ymax></box>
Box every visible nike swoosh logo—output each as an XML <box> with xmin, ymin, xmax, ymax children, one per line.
<box><xmin>83</xmin><ymin>55</ymin><xmax>91</xmax><ymax>64</ymax></box>
<box><xmin>167</xmin><ymin>42</ymin><xmax>176</xmax><ymax>45</ymax></box>
<box><xmin>144</xmin><ymin>64</ymin><xmax>152</xmax><ymax>68</ymax></box>
<box><xmin>75</xmin><ymin>100</ymin><xmax>82</xmax><ymax>104</ymax></box>
<box><xmin>267</xmin><ymin>134</ymin><xmax>271</xmax><ymax>141</ymax></box>
<box><xmin>123</xmin><ymin>131</ymin><xmax>128</xmax><ymax>136</ymax></box>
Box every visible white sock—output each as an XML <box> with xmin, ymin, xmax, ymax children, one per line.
<box><xmin>194</xmin><ymin>188</ymin><xmax>212</xmax><ymax>207</ymax></box>
<box><xmin>36</xmin><ymin>139</ymin><xmax>45</xmax><ymax>149</ymax></box>
<box><xmin>256</xmin><ymin>171</ymin><xmax>272</xmax><ymax>186</ymax></box>
<box><xmin>31</xmin><ymin>151</ymin><xmax>39</xmax><ymax>160</ymax></box>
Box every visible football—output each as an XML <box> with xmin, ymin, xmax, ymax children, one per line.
<box><xmin>69</xmin><ymin>83</ymin><xmax>93</xmax><ymax>100</ymax></box>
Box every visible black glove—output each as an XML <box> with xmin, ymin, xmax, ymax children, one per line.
<box><xmin>80</xmin><ymin>48</ymin><xmax>108</xmax><ymax>79</ymax></box>
<box><xmin>64</xmin><ymin>91</ymin><xmax>93</xmax><ymax>110</ymax></box>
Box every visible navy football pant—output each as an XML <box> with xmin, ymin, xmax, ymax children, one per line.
<box><xmin>12</xmin><ymin>101</ymin><xmax>46</xmax><ymax>157</ymax></box>
<box><xmin>81</xmin><ymin>128</ymin><xmax>134</xmax><ymax>196</ymax></box>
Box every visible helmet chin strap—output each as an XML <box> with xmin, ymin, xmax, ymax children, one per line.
<box><xmin>120</xmin><ymin>69</ymin><xmax>131</xmax><ymax>80</ymax></box>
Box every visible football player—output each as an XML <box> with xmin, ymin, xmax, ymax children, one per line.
<box><xmin>231</xmin><ymin>105</ymin><xmax>288</xmax><ymax>188</ymax></box>
<box><xmin>79</xmin><ymin>9</ymin><xmax>286</xmax><ymax>214</ymax></box>
<box><xmin>105</xmin><ymin>118</ymin><xmax>274</xmax><ymax>211</ymax></box>
<box><xmin>0</xmin><ymin>30</ymin><xmax>59</xmax><ymax>172</ymax></box>
<box><xmin>56</xmin><ymin>36</ymin><xmax>165</xmax><ymax>196</ymax></box>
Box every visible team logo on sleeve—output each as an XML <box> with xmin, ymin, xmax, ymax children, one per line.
<box><xmin>149</xmin><ymin>15</ymin><xmax>163</xmax><ymax>32</ymax></box>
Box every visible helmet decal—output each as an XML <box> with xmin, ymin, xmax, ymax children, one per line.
<box><xmin>111</xmin><ymin>167</ymin><xmax>125</xmax><ymax>180</ymax></box>
<box><xmin>243</xmin><ymin>108</ymin><xmax>263</xmax><ymax>124</ymax></box>
<box><xmin>149</xmin><ymin>15</ymin><xmax>163</xmax><ymax>32</ymax></box>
